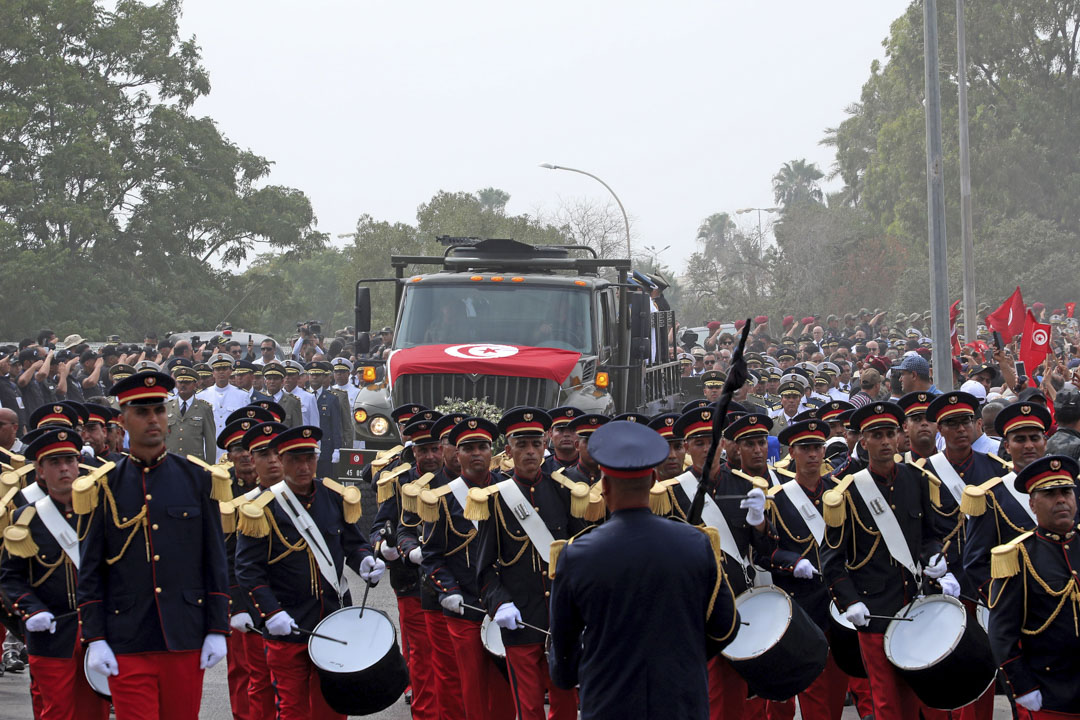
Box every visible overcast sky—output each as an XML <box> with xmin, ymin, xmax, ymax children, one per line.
<box><xmin>179</xmin><ymin>1</ymin><xmax>911</xmax><ymax>272</ymax></box>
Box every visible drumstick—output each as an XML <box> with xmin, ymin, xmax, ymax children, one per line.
<box><xmin>459</xmin><ymin>601</ymin><xmax>551</xmax><ymax>636</ymax></box>
<box><xmin>359</xmin><ymin>579</ymin><xmax>372</xmax><ymax>619</ymax></box>
<box><xmin>866</xmin><ymin>614</ymin><xmax>913</xmax><ymax>622</ymax></box>
<box><xmin>290</xmin><ymin>626</ymin><xmax>349</xmax><ymax>645</ymax></box>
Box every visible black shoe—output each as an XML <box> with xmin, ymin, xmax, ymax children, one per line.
<box><xmin>3</xmin><ymin>649</ymin><xmax>24</xmax><ymax>673</ymax></box>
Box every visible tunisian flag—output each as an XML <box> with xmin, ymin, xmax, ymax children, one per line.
<box><xmin>985</xmin><ymin>287</ymin><xmax>1026</xmax><ymax>342</ymax></box>
<box><xmin>1019</xmin><ymin>310</ymin><xmax>1052</xmax><ymax>386</ymax></box>
<box><xmin>387</xmin><ymin>344</ymin><xmax>582</xmax><ymax>385</ymax></box>
<box><xmin>949</xmin><ymin>299</ymin><xmax>962</xmax><ymax>356</ymax></box>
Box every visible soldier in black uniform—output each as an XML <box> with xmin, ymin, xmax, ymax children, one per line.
<box><xmin>77</xmin><ymin>370</ymin><xmax>230</xmax><ymax>720</ymax></box>
<box><xmin>559</xmin><ymin>413</ymin><xmax>609</xmax><ymax>487</ymax></box>
<box><xmin>420</xmin><ymin>417</ymin><xmax>515</xmax><ymax>720</ymax></box>
<box><xmin>234</xmin><ymin>424</ymin><xmax>384</xmax><ymax>720</ymax></box>
<box><xmin>819</xmin><ymin>402</ymin><xmax>950</xmax><ymax>720</ymax></box>
<box><xmin>548</xmin><ymin>420</ymin><xmax>739</xmax><ymax>720</ymax></box>
<box><xmin>0</xmin><ymin>428</ymin><xmax>111</xmax><ymax>720</ymax></box>
<box><xmin>988</xmin><ymin>455</ymin><xmax>1080</xmax><ymax>716</ymax></box>
<box><xmin>475</xmin><ymin>407</ymin><xmax>584</xmax><ymax>720</ymax></box>
<box><xmin>542</xmin><ymin>406</ymin><xmax>581</xmax><ymax>474</ymax></box>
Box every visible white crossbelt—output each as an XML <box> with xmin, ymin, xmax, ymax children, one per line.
<box><xmin>19</xmin><ymin>483</ymin><xmax>44</xmax><ymax>505</ymax></box>
<box><xmin>851</xmin><ymin>469</ymin><xmax>919</xmax><ymax>577</ymax></box>
<box><xmin>495</xmin><ymin>478</ymin><xmax>555</xmax><ymax>557</ymax></box>
<box><xmin>675</xmin><ymin>471</ymin><xmax>747</xmax><ymax>567</ymax></box>
<box><xmin>269</xmin><ymin>481</ymin><xmax>347</xmax><ymax>599</ymax></box>
<box><xmin>779</xmin><ymin>479</ymin><xmax>826</xmax><ymax>545</ymax></box>
<box><xmin>34</xmin><ymin>496</ymin><xmax>79</xmax><ymax>567</ymax></box>
<box><xmin>448</xmin><ymin>477</ymin><xmax>477</xmax><ymax>530</ymax></box>
<box><xmin>766</xmin><ymin>468</ymin><xmax>782</xmax><ymax>488</ymax></box>
<box><xmin>998</xmin><ymin>471</ymin><xmax>1037</xmax><ymax>524</ymax></box>
<box><xmin>927</xmin><ymin>453</ymin><xmax>966</xmax><ymax>505</ymax></box>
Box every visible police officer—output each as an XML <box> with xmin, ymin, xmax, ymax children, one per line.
<box><xmin>234</xmin><ymin>425</ymin><xmax>384</xmax><ymax>720</ymax></box>
<box><xmin>165</xmin><ymin>365</ymin><xmax>215</xmax><ymax>462</ymax></box>
<box><xmin>419</xmin><ymin>417</ymin><xmax>515</xmax><ymax>720</ymax></box>
<box><xmin>330</xmin><ymin>357</ymin><xmax>359</xmax><ymax>407</ymax></box>
<box><xmin>77</xmin><ymin>370</ymin><xmax>230</xmax><ymax>720</ymax></box>
<box><xmin>548</xmin><ymin>420</ymin><xmax>739</xmax><ymax>720</ymax></box>
<box><xmin>0</xmin><ymin>428</ymin><xmax>111</xmax><ymax>720</ymax></box>
<box><xmin>988</xmin><ymin>455</ymin><xmax>1080</xmax><ymax>716</ymax></box>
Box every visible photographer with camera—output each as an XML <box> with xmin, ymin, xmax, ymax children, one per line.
<box><xmin>291</xmin><ymin>321</ymin><xmax>325</xmax><ymax>362</ymax></box>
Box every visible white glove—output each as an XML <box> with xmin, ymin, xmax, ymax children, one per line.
<box><xmin>1015</xmin><ymin>689</ymin><xmax>1042</xmax><ymax>712</ymax></box>
<box><xmin>939</xmin><ymin>572</ymin><xmax>961</xmax><ymax>598</ymax></box>
<box><xmin>230</xmin><ymin>612</ymin><xmax>252</xmax><ymax>633</ymax></box>
<box><xmin>740</xmin><ymin>488</ymin><xmax>766</xmax><ymax>526</ymax></box>
<box><xmin>86</xmin><ymin>639</ymin><xmax>119</xmax><ymax>677</ymax></box>
<box><xmin>199</xmin><ymin>633</ymin><xmax>227</xmax><ymax>669</ymax></box>
<box><xmin>440</xmin><ymin>594</ymin><xmax>465</xmax><ymax>615</ymax></box>
<box><xmin>265</xmin><ymin>611</ymin><xmax>297</xmax><ymax>637</ymax></box>
<box><xmin>359</xmin><ymin>555</ymin><xmax>385</xmax><ymax>584</ymax></box>
<box><xmin>924</xmin><ymin>553</ymin><xmax>948</xmax><ymax>579</ymax></box>
<box><xmin>25</xmin><ymin>611</ymin><xmax>55</xmax><ymax>634</ymax></box>
<box><xmin>844</xmin><ymin>602</ymin><xmax>871</xmax><ymax>628</ymax></box>
<box><xmin>331</xmin><ymin>449</ymin><xmax>340</xmax><ymax>464</ymax></box>
<box><xmin>81</xmin><ymin>445</ymin><xmax>95</xmax><ymax>460</ymax></box>
<box><xmin>493</xmin><ymin>602</ymin><xmax>522</xmax><ymax>630</ymax></box>
<box><xmin>793</xmin><ymin>559</ymin><xmax>816</xmax><ymax>580</ymax></box>
<box><xmin>407</xmin><ymin>547</ymin><xmax>423</xmax><ymax>565</ymax></box>
<box><xmin>379</xmin><ymin>542</ymin><xmax>400</xmax><ymax>562</ymax></box>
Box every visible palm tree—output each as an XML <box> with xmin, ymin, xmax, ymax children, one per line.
<box><xmin>772</xmin><ymin>159</ymin><xmax>824</xmax><ymax>208</ymax></box>
<box><xmin>695</xmin><ymin>212</ymin><xmax>737</xmax><ymax>261</ymax></box>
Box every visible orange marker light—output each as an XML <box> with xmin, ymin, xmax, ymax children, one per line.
<box><xmin>574</xmin><ymin>280</ymin><xmax>587</xmax><ymax>286</ymax></box>
<box><xmin>491</xmin><ymin>276</ymin><xmax>504</xmax><ymax>282</ymax></box>
<box><xmin>353</xmin><ymin>409</ymin><xmax>368</xmax><ymax>424</ymax></box>
<box><xmin>511</xmin><ymin>277</ymin><xmax>524</xmax><ymax>282</ymax></box>
<box><xmin>596</xmin><ymin>372</ymin><xmax>610</xmax><ymax>389</ymax></box>
<box><xmin>470</xmin><ymin>276</ymin><xmax>483</xmax><ymax>282</ymax></box>
<box><xmin>362</xmin><ymin>366</ymin><xmax>376</xmax><ymax>383</ymax></box>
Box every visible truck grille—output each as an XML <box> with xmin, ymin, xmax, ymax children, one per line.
<box><xmin>391</xmin><ymin>374</ymin><xmax>560</xmax><ymax>411</ymax></box>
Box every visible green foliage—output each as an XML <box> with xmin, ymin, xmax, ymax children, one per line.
<box><xmin>772</xmin><ymin>159</ymin><xmax>824</xmax><ymax>208</ymax></box>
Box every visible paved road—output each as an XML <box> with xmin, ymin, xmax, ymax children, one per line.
<box><xmin>0</xmin><ymin>568</ymin><xmax>1019</xmax><ymax>719</ymax></box>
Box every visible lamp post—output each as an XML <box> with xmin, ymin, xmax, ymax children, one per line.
<box><xmin>735</xmin><ymin>207</ymin><xmax>780</xmax><ymax>241</ymax></box>
<box><xmin>539</xmin><ymin>163</ymin><xmax>632</xmax><ymax>258</ymax></box>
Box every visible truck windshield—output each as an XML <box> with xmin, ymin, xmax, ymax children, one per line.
<box><xmin>396</xmin><ymin>283</ymin><xmax>594</xmax><ymax>354</ymax></box>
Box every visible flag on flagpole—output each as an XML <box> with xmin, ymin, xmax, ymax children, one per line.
<box><xmin>985</xmin><ymin>287</ymin><xmax>1026</xmax><ymax>343</ymax></box>
<box><xmin>949</xmin><ymin>299</ymin><xmax>962</xmax><ymax>356</ymax></box>
<box><xmin>1019</xmin><ymin>310</ymin><xmax>1052</xmax><ymax>387</ymax></box>
<box><xmin>1067</xmin><ymin>302</ymin><xmax>1076</xmax><ymax>319</ymax></box>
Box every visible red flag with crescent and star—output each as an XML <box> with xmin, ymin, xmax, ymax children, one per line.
<box><xmin>387</xmin><ymin>344</ymin><xmax>582</xmax><ymax>385</ymax></box>
<box><xmin>1019</xmin><ymin>310</ymin><xmax>1052</xmax><ymax>386</ymax></box>
<box><xmin>985</xmin><ymin>287</ymin><xmax>1026</xmax><ymax>343</ymax></box>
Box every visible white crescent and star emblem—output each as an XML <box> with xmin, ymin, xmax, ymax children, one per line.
<box><xmin>445</xmin><ymin>344</ymin><xmax>520</xmax><ymax>360</ymax></box>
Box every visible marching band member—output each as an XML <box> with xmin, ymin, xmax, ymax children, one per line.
<box><xmin>542</xmin><ymin>406</ymin><xmax>582</xmax><ymax>474</ymax></box>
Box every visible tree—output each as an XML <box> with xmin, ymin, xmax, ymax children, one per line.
<box><xmin>476</xmin><ymin>187</ymin><xmax>510</xmax><ymax>214</ymax></box>
<box><xmin>772</xmin><ymin>159</ymin><xmax>825</xmax><ymax>209</ymax></box>
<box><xmin>539</xmin><ymin>196</ymin><xmax>631</xmax><ymax>261</ymax></box>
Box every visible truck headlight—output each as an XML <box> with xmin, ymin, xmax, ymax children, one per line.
<box><xmin>369</xmin><ymin>416</ymin><xmax>390</xmax><ymax>436</ymax></box>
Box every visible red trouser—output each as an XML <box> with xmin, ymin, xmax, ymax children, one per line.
<box><xmin>226</xmin><ymin>630</ymin><xmax>251</xmax><ymax>720</ymax></box>
<box><xmin>708</xmin><ymin>656</ymin><xmax>747</xmax><ymax>720</ymax></box>
<box><xmin>242</xmin><ymin>631</ymin><xmax>276</xmax><ymax>720</ymax></box>
<box><xmin>425</xmin><ymin>608</ymin><xmax>466</xmax><ymax>720</ymax></box>
<box><xmin>28</xmin><ymin>649</ymin><xmax>111</xmax><ymax>720</ymax></box>
<box><xmin>504</xmin><ymin>642</ymin><xmax>578</xmax><ymax>720</ymax></box>
<box><xmin>848</xmin><ymin>676</ymin><xmax>875</xmax><ymax>717</ymax></box>
<box><xmin>398</xmin><ymin>596</ymin><xmax>438</xmax><ymax>720</ymax></box>
<box><xmin>765</xmin><ymin>652</ymin><xmax>848</xmax><ymax>720</ymax></box>
<box><xmin>263</xmin><ymin>638</ymin><xmax>343</xmax><ymax>720</ymax></box>
<box><xmin>111</xmin><ymin>650</ymin><xmax>204</xmax><ymax>720</ymax></box>
<box><xmin>744</xmin><ymin>697</ymin><xmax>768</xmax><ymax>719</ymax></box>
<box><xmin>953</xmin><ymin>683</ymin><xmax>996</xmax><ymax>720</ymax></box>
<box><xmin>858</xmin><ymin>632</ymin><xmax>948</xmax><ymax>720</ymax></box>
<box><xmin>443</xmin><ymin>614</ymin><xmax>515</xmax><ymax>720</ymax></box>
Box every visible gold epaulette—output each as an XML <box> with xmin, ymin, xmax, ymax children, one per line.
<box><xmin>910</xmin><ymin>457</ymin><xmax>942</xmax><ymax>507</ymax></box>
<box><xmin>730</xmin><ymin>467</ymin><xmax>769</xmax><ymax>490</ymax></box>
<box><xmin>682</xmin><ymin>454</ymin><xmax>694</xmax><ymax>471</ymax></box>
<box><xmin>991</xmin><ymin>531</ymin><xmax>1034</xmax><ymax>579</ymax></box>
<box><xmin>237</xmin><ymin>492</ymin><xmax>275</xmax><ymax>538</ymax></box>
<box><xmin>71</xmin><ymin>461</ymin><xmax>114</xmax><ymax>515</ymax></box>
<box><xmin>376</xmin><ymin>463</ymin><xmax>413</xmax><ymax>504</ymax></box>
<box><xmin>988</xmin><ymin>453</ymin><xmax>1014</xmax><ymax>472</ymax></box>
<box><xmin>774</xmin><ymin>455</ymin><xmax>792</xmax><ymax>470</ymax></box>
<box><xmin>186</xmin><ymin>455</ymin><xmax>233</xmax><ymax>502</ymax></box>
<box><xmin>822</xmin><ymin>475</ymin><xmax>855</xmax><ymax>527</ymax></box>
<box><xmin>649</xmin><ymin>478</ymin><xmax>681</xmax><ymax>515</ymax></box>
<box><xmin>0</xmin><ymin>486</ymin><xmax>20</xmax><ymax>532</ymax></box>
<box><xmin>220</xmin><ymin>501</ymin><xmax>237</xmax><ymax>533</ymax></box>
<box><xmin>371</xmin><ymin>445</ymin><xmax>404</xmax><ymax>474</ymax></box>
<box><xmin>774</xmin><ymin>466</ymin><xmax>796</xmax><ymax>478</ymax></box>
<box><xmin>548</xmin><ymin>539</ymin><xmax>567</xmax><ymax>579</ymax></box>
<box><xmin>584</xmin><ymin>482</ymin><xmax>606</xmax><ymax>522</ymax></box>
<box><xmin>551</xmin><ymin>469</ymin><xmax>590</xmax><ymax>518</ymax></box>
<box><xmin>1</xmin><ymin>464</ymin><xmax>34</xmax><ymax>491</ymax></box>
<box><xmin>820</xmin><ymin>461</ymin><xmax>834</xmax><ymax>477</ymax></box>
<box><xmin>767</xmin><ymin>483</ymin><xmax>785</xmax><ymax>498</ymax></box>
<box><xmin>3</xmin><ymin>506</ymin><xmax>38</xmax><ymax>558</ymax></box>
<box><xmin>960</xmin><ymin>477</ymin><xmax>1005</xmax><ymax>516</ymax></box>
<box><xmin>490</xmin><ymin>451</ymin><xmax>515</xmax><ymax>472</ymax></box>
<box><xmin>401</xmin><ymin>472</ymin><xmax>435</xmax><ymax>514</ymax></box>
<box><xmin>418</xmin><ymin>484</ymin><xmax>454</xmax><ymax>523</ymax></box>
<box><xmin>1</xmin><ymin>451</ymin><xmax>25</xmax><ymax>470</ymax></box>
<box><xmin>322</xmin><ymin>478</ymin><xmax>363</xmax><ymax>524</ymax></box>
<box><xmin>464</xmin><ymin>484</ymin><xmax>500</xmax><ymax>522</ymax></box>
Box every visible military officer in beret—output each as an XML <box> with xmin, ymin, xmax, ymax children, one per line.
<box><xmin>819</xmin><ymin>402</ymin><xmax>951</xmax><ymax>720</ymax></box>
<box><xmin>235</xmin><ymin>425</ymin><xmax>384</xmax><ymax>720</ymax></box>
<box><xmin>475</xmin><ymin>407</ymin><xmax>584</xmax><ymax>720</ymax></box>
<box><xmin>543</xmin><ymin>406</ymin><xmax>582</xmax><ymax>474</ymax></box>
<box><xmin>77</xmin><ymin>371</ymin><xmax>230</xmax><ymax>720</ymax></box>
<box><xmin>196</xmin><ymin>354</ymin><xmax>249</xmax><ymax>460</ymax></box>
<box><xmin>0</xmin><ymin>428</ymin><xmax>112</xmax><ymax>720</ymax></box>
<box><xmin>259</xmin><ymin>362</ymin><xmax>302</xmax><ymax>427</ymax></box>
<box><xmin>420</xmin><ymin>417</ymin><xmax>515</xmax><ymax>720</ymax></box>
<box><xmin>165</xmin><ymin>365</ymin><xmax>215</xmax><ymax>463</ymax></box>
<box><xmin>548</xmin><ymin>420</ymin><xmax>739</xmax><ymax>720</ymax></box>
<box><xmin>988</xmin><ymin>455</ymin><xmax>1080</xmax><ymax>717</ymax></box>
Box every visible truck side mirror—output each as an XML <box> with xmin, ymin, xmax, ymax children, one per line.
<box><xmin>628</xmin><ymin>291</ymin><xmax>652</xmax><ymax>362</ymax></box>
<box><xmin>355</xmin><ymin>285</ymin><xmax>371</xmax><ymax>354</ymax></box>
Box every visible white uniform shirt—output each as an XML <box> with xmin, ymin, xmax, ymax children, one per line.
<box><xmin>196</xmin><ymin>383</ymin><xmax>249</xmax><ymax>459</ymax></box>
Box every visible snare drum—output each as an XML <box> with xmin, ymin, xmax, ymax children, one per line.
<box><xmin>722</xmin><ymin>585</ymin><xmax>828</xmax><ymax>701</ymax></box>
<box><xmin>481</xmin><ymin>614</ymin><xmax>505</xmax><ymax>659</ymax></box>
<box><xmin>308</xmin><ymin>606</ymin><xmax>410</xmax><ymax>715</ymax></box>
<box><xmin>883</xmin><ymin>594</ymin><xmax>996</xmax><ymax>710</ymax></box>
<box><xmin>827</xmin><ymin>601</ymin><xmax>867</xmax><ymax>678</ymax></box>
<box><xmin>82</xmin><ymin>652</ymin><xmax>111</xmax><ymax>698</ymax></box>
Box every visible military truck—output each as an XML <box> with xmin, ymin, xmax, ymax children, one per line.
<box><xmin>348</xmin><ymin>238</ymin><xmax>681</xmax><ymax>454</ymax></box>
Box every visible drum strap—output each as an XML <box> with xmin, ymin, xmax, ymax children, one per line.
<box><xmin>447</xmin><ymin>478</ymin><xmax>477</xmax><ymax>530</ymax></box>
<box><xmin>780</xmin><ymin>479</ymin><xmax>825</xmax><ymax>545</ymax></box>
<box><xmin>927</xmin><ymin>453</ymin><xmax>966</xmax><ymax>505</ymax></box>
<box><xmin>20</xmin><ymin>483</ymin><xmax>44</xmax><ymax>506</ymax></box>
<box><xmin>495</xmin><ymin>479</ymin><xmax>556</xmax><ymax>558</ymax></box>
<box><xmin>243</xmin><ymin>486</ymin><xmax>262</xmax><ymax>501</ymax></box>
<box><xmin>675</xmin><ymin>471</ymin><xmax>747</xmax><ymax>567</ymax></box>
<box><xmin>851</xmin><ymin>469</ymin><xmax>919</xmax><ymax>578</ymax></box>
<box><xmin>998</xmin><ymin>471</ymin><xmax>1036</xmax><ymax>524</ymax></box>
<box><xmin>767</xmin><ymin>468</ymin><xmax>782</xmax><ymax>488</ymax></box>
<box><xmin>269</xmin><ymin>481</ymin><xmax>346</xmax><ymax>600</ymax></box>
<box><xmin>34</xmin><ymin>495</ymin><xmax>79</xmax><ymax>567</ymax></box>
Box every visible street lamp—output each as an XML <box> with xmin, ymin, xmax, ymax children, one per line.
<box><xmin>735</xmin><ymin>207</ymin><xmax>780</xmax><ymax>241</ymax></box>
<box><xmin>539</xmin><ymin>163</ymin><xmax>632</xmax><ymax>258</ymax></box>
